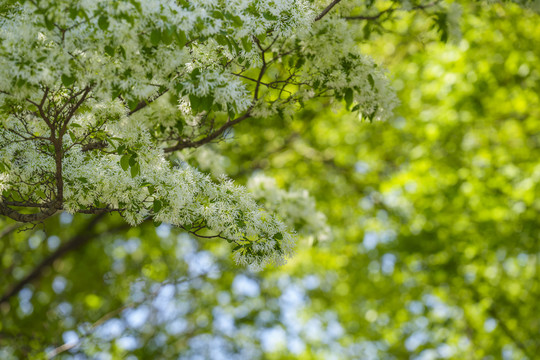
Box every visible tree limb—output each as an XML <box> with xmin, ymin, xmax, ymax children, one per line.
<box><xmin>163</xmin><ymin>111</ymin><xmax>252</xmax><ymax>153</ymax></box>
<box><xmin>0</xmin><ymin>213</ymin><xmax>129</xmax><ymax>305</ymax></box>
<box><xmin>0</xmin><ymin>203</ymin><xmax>60</xmax><ymax>223</ymax></box>
<box><xmin>127</xmin><ymin>89</ymin><xmax>169</xmax><ymax>116</ymax></box>
<box><xmin>315</xmin><ymin>0</ymin><xmax>343</xmax><ymax>21</ymax></box>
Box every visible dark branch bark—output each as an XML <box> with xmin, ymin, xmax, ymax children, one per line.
<box><xmin>0</xmin><ymin>213</ymin><xmax>129</xmax><ymax>305</ymax></box>
<box><xmin>163</xmin><ymin>111</ymin><xmax>252</xmax><ymax>153</ymax></box>
<box><xmin>127</xmin><ymin>89</ymin><xmax>169</xmax><ymax>116</ymax></box>
<box><xmin>0</xmin><ymin>203</ymin><xmax>60</xmax><ymax>223</ymax></box>
<box><xmin>315</xmin><ymin>0</ymin><xmax>343</xmax><ymax>21</ymax></box>
<box><xmin>81</xmin><ymin>140</ymin><xmax>108</xmax><ymax>152</ymax></box>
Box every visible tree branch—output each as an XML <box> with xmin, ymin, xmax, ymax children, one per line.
<box><xmin>0</xmin><ymin>203</ymin><xmax>60</xmax><ymax>223</ymax></box>
<box><xmin>127</xmin><ymin>89</ymin><xmax>169</xmax><ymax>116</ymax></box>
<box><xmin>315</xmin><ymin>0</ymin><xmax>343</xmax><ymax>21</ymax></box>
<box><xmin>0</xmin><ymin>213</ymin><xmax>129</xmax><ymax>305</ymax></box>
<box><xmin>163</xmin><ymin>111</ymin><xmax>252</xmax><ymax>153</ymax></box>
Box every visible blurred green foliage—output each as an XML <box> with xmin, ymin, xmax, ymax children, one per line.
<box><xmin>1</xmin><ymin>1</ymin><xmax>539</xmax><ymax>359</ymax></box>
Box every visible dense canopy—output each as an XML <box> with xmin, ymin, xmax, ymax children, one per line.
<box><xmin>0</xmin><ymin>0</ymin><xmax>539</xmax><ymax>359</ymax></box>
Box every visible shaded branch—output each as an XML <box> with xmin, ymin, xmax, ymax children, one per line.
<box><xmin>127</xmin><ymin>89</ymin><xmax>169</xmax><ymax>116</ymax></box>
<box><xmin>0</xmin><ymin>213</ymin><xmax>130</xmax><ymax>305</ymax></box>
<box><xmin>81</xmin><ymin>140</ymin><xmax>108</xmax><ymax>152</ymax></box>
<box><xmin>315</xmin><ymin>0</ymin><xmax>343</xmax><ymax>21</ymax></box>
<box><xmin>163</xmin><ymin>111</ymin><xmax>252</xmax><ymax>153</ymax></box>
<box><xmin>0</xmin><ymin>203</ymin><xmax>60</xmax><ymax>223</ymax></box>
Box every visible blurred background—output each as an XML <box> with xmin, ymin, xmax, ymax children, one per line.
<box><xmin>1</xmin><ymin>1</ymin><xmax>539</xmax><ymax>359</ymax></box>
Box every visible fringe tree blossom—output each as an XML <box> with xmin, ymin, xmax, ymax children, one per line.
<box><xmin>0</xmin><ymin>0</ymin><xmax>399</xmax><ymax>268</ymax></box>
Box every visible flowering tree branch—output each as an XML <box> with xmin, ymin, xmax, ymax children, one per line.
<box><xmin>0</xmin><ymin>0</ymin><xmax>398</xmax><ymax>268</ymax></box>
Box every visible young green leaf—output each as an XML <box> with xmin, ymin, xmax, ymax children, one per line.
<box><xmin>150</xmin><ymin>29</ymin><xmax>161</xmax><ymax>46</ymax></box>
<box><xmin>153</xmin><ymin>199</ymin><xmax>162</xmax><ymax>213</ymax></box>
<box><xmin>130</xmin><ymin>162</ymin><xmax>140</xmax><ymax>178</ymax></box>
<box><xmin>97</xmin><ymin>15</ymin><xmax>109</xmax><ymax>30</ymax></box>
<box><xmin>120</xmin><ymin>154</ymin><xmax>130</xmax><ymax>171</ymax></box>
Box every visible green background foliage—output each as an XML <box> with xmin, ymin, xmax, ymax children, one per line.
<box><xmin>1</xmin><ymin>1</ymin><xmax>539</xmax><ymax>359</ymax></box>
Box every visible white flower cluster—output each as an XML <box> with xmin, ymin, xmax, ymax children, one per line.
<box><xmin>247</xmin><ymin>174</ymin><xmax>332</xmax><ymax>244</ymax></box>
<box><xmin>0</xmin><ymin>0</ymin><xmax>314</xmax><ymax>112</ymax></box>
<box><xmin>298</xmin><ymin>17</ymin><xmax>400</xmax><ymax>121</ymax></box>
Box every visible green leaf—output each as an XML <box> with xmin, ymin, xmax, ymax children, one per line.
<box><xmin>344</xmin><ymin>88</ymin><xmax>354</xmax><ymax>110</ymax></box>
<box><xmin>216</xmin><ymin>34</ymin><xmax>228</xmax><ymax>46</ymax></box>
<box><xmin>10</xmin><ymin>191</ymin><xmax>23</xmax><ymax>202</ymax></box>
<box><xmin>128</xmin><ymin>98</ymin><xmax>140</xmax><ymax>111</ymax></box>
<box><xmin>368</xmin><ymin>74</ymin><xmax>375</xmax><ymax>89</ymax></box>
<box><xmin>153</xmin><ymin>199</ymin><xmax>162</xmax><ymax>213</ymax></box>
<box><xmin>104</xmin><ymin>45</ymin><xmax>115</xmax><ymax>56</ymax></box>
<box><xmin>175</xmin><ymin>30</ymin><xmax>187</xmax><ymax>47</ymax></box>
<box><xmin>230</xmin><ymin>15</ymin><xmax>243</xmax><ymax>27</ymax></box>
<box><xmin>189</xmin><ymin>94</ymin><xmax>200</xmax><ymax>112</ymax></box>
<box><xmin>241</xmin><ymin>36</ymin><xmax>252</xmax><ymax>51</ymax></box>
<box><xmin>130</xmin><ymin>162</ymin><xmax>140</xmax><ymax>178</ymax></box>
<box><xmin>225</xmin><ymin>37</ymin><xmax>241</xmax><ymax>54</ymax></box>
<box><xmin>120</xmin><ymin>154</ymin><xmax>130</xmax><ymax>171</ymax></box>
<box><xmin>128</xmin><ymin>153</ymin><xmax>138</xmax><ymax>167</ymax></box>
<box><xmin>68</xmin><ymin>131</ymin><xmax>77</xmax><ymax>143</ymax></box>
<box><xmin>117</xmin><ymin>144</ymin><xmax>126</xmax><ymax>155</ymax></box>
<box><xmin>98</xmin><ymin>15</ymin><xmax>109</xmax><ymax>30</ymax></box>
<box><xmin>274</xmin><ymin>233</ymin><xmax>283</xmax><ymax>240</ymax></box>
<box><xmin>35</xmin><ymin>189</ymin><xmax>46</xmax><ymax>199</ymax></box>
<box><xmin>175</xmin><ymin>121</ymin><xmax>184</xmax><ymax>134</ymax></box>
<box><xmin>227</xmin><ymin>107</ymin><xmax>235</xmax><ymax>120</ymax></box>
<box><xmin>150</xmin><ymin>29</ymin><xmax>161</xmax><ymax>46</ymax></box>
<box><xmin>162</xmin><ymin>27</ymin><xmax>173</xmax><ymax>45</ymax></box>
<box><xmin>200</xmin><ymin>95</ymin><xmax>213</xmax><ymax>111</ymax></box>
<box><xmin>44</xmin><ymin>16</ymin><xmax>55</xmax><ymax>30</ymax></box>
<box><xmin>263</xmin><ymin>11</ymin><xmax>278</xmax><ymax>21</ymax></box>
<box><xmin>212</xmin><ymin>10</ymin><xmax>224</xmax><ymax>19</ymax></box>
<box><xmin>61</xmin><ymin>74</ymin><xmax>76</xmax><ymax>87</ymax></box>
